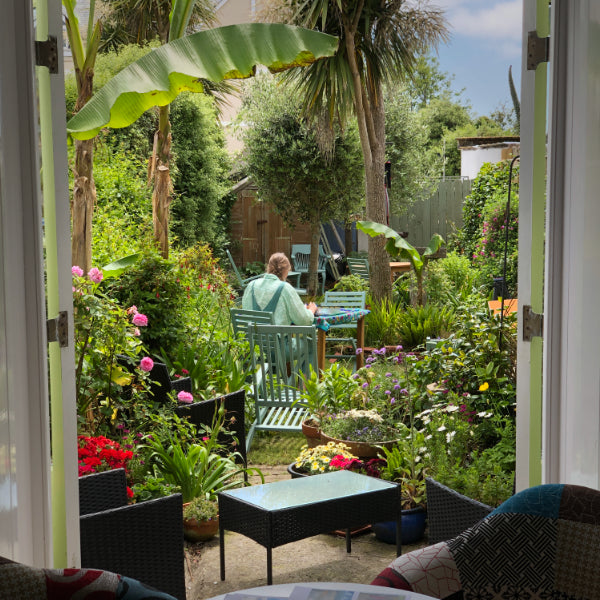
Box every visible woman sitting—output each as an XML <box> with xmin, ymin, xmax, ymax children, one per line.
<box><xmin>242</xmin><ymin>252</ymin><xmax>317</xmax><ymax>324</ymax></box>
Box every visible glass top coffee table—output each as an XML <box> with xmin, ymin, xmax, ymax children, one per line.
<box><xmin>218</xmin><ymin>470</ymin><xmax>401</xmax><ymax>585</ymax></box>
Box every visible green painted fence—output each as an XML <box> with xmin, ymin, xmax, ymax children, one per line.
<box><xmin>390</xmin><ymin>178</ymin><xmax>471</xmax><ymax>248</ymax></box>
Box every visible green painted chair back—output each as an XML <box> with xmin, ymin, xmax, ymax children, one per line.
<box><xmin>226</xmin><ymin>249</ymin><xmax>264</xmax><ymax>290</ymax></box>
<box><xmin>246</xmin><ymin>323</ymin><xmax>317</xmax><ymax>450</ymax></box>
<box><xmin>321</xmin><ymin>291</ymin><xmax>367</xmax><ymax>368</ymax></box>
<box><xmin>347</xmin><ymin>257</ymin><xmax>370</xmax><ymax>282</ymax></box>
<box><xmin>230</xmin><ymin>307</ymin><xmax>274</xmax><ymax>337</ymax></box>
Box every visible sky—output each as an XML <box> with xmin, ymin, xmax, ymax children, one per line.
<box><xmin>432</xmin><ymin>0</ymin><xmax>523</xmax><ymax>118</ymax></box>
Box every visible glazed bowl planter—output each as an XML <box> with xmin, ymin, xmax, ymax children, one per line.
<box><xmin>372</xmin><ymin>507</ymin><xmax>427</xmax><ymax>545</ymax></box>
<box><xmin>183</xmin><ymin>515</ymin><xmax>219</xmax><ymax>542</ymax></box>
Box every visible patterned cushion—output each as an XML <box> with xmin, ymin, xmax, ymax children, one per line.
<box><xmin>0</xmin><ymin>556</ymin><xmax>177</xmax><ymax>600</ymax></box>
<box><xmin>371</xmin><ymin>484</ymin><xmax>600</xmax><ymax>600</ymax></box>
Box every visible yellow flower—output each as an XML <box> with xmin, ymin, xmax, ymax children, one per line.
<box><xmin>479</xmin><ymin>382</ymin><xmax>489</xmax><ymax>391</ymax></box>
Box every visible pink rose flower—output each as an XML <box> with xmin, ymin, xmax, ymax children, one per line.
<box><xmin>177</xmin><ymin>391</ymin><xmax>193</xmax><ymax>404</ymax></box>
<box><xmin>72</xmin><ymin>265</ymin><xmax>84</xmax><ymax>277</ymax></box>
<box><xmin>127</xmin><ymin>305</ymin><xmax>138</xmax><ymax>315</ymax></box>
<box><xmin>88</xmin><ymin>267</ymin><xmax>103</xmax><ymax>283</ymax></box>
<box><xmin>132</xmin><ymin>313</ymin><xmax>148</xmax><ymax>327</ymax></box>
<box><xmin>139</xmin><ymin>357</ymin><xmax>154</xmax><ymax>372</ymax></box>
<box><xmin>133</xmin><ymin>328</ymin><xmax>141</xmax><ymax>337</ymax></box>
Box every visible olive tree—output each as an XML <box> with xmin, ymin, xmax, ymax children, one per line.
<box><xmin>240</xmin><ymin>74</ymin><xmax>364</xmax><ymax>296</ymax></box>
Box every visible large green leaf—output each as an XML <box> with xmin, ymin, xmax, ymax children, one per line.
<box><xmin>101</xmin><ymin>253</ymin><xmax>141</xmax><ymax>279</ymax></box>
<box><xmin>66</xmin><ymin>24</ymin><xmax>338</xmax><ymax>140</ymax></box>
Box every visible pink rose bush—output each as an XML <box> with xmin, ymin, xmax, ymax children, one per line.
<box><xmin>177</xmin><ymin>391</ymin><xmax>194</xmax><ymax>404</ymax></box>
<box><xmin>139</xmin><ymin>357</ymin><xmax>154</xmax><ymax>372</ymax></box>
<box><xmin>132</xmin><ymin>313</ymin><xmax>148</xmax><ymax>327</ymax></box>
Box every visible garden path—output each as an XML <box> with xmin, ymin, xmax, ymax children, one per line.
<box><xmin>184</xmin><ymin>464</ymin><xmax>428</xmax><ymax>600</ymax></box>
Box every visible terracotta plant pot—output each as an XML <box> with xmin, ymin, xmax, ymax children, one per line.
<box><xmin>183</xmin><ymin>515</ymin><xmax>219</xmax><ymax>542</ymax></box>
<box><xmin>319</xmin><ymin>432</ymin><xmax>398</xmax><ymax>459</ymax></box>
<box><xmin>302</xmin><ymin>419</ymin><xmax>321</xmax><ymax>448</ymax></box>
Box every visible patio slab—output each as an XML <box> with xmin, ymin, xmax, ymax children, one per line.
<box><xmin>184</xmin><ymin>464</ymin><xmax>428</xmax><ymax>600</ymax></box>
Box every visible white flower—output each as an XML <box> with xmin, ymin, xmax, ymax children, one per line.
<box><xmin>446</xmin><ymin>431</ymin><xmax>456</xmax><ymax>443</ymax></box>
<box><xmin>446</xmin><ymin>405</ymin><xmax>459</xmax><ymax>412</ymax></box>
<box><xmin>437</xmin><ymin>425</ymin><xmax>446</xmax><ymax>432</ymax></box>
<box><xmin>478</xmin><ymin>411</ymin><xmax>493</xmax><ymax>418</ymax></box>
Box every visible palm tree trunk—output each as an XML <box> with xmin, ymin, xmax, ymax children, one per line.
<box><xmin>342</xmin><ymin>24</ymin><xmax>391</xmax><ymax>302</ymax></box>
<box><xmin>152</xmin><ymin>104</ymin><xmax>172</xmax><ymax>258</ymax></box>
<box><xmin>71</xmin><ymin>69</ymin><xmax>96</xmax><ymax>272</ymax></box>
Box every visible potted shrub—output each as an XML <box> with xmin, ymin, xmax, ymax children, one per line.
<box><xmin>287</xmin><ymin>441</ymin><xmax>359</xmax><ymax>478</ymax></box>
<box><xmin>295</xmin><ymin>363</ymin><xmax>358</xmax><ymax>447</ymax></box>
<box><xmin>373</xmin><ymin>440</ymin><xmax>428</xmax><ymax>545</ymax></box>
<box><xmin>182</xmin><ymin>496</ymin><xmax>219</xmax><ymax>542</ymax></box>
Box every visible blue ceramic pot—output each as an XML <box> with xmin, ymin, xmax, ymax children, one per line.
<box><xmin>372</xmin><ymin>507</ymin><xmax>427</xmax><ymax>545</ymax></box>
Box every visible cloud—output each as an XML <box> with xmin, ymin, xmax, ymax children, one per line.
<box><xmin>435</xmin><ymin>0</ymin><xmax>522</xmax><ymax>42</ymax></box>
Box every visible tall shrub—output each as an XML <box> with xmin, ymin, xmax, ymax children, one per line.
<box><xmin>455</xmin><ymin>160</ymin><xmax>518</xmax><ymax>260</ymax></box>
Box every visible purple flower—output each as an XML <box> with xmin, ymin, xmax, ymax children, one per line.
<box><xmin>362</xmin><ymin>383</ymin><xmax>369</xmax><ymax>389</ymax></box>
<box><xmin>139</xmin><ymin>357</ymin><xmax>154</xmax><ymax>372</ymax></box>
<box><xmin>385</xmin><ymin>372</ymin><xmax>392</xmax><ymax>378</ymax></box>
<box><xmin>355</xmin><ymin>348</ymin><xmax>363</xmax><ymax>355</ymax></box>
<box><xmin>177</xmin><ymin>391</ymin><xmax>194</xmax><ymax>404</ymax></box>
<box><xmin>352</xmin><ymin>373</ymin><xmax>360</xmax><ymax>379</ymax></box>
<box><xmin>393</xmin><ymin>384</ymin><xmax>400</xmax><ymax>390</ymax></box>
<box><xmin>132</xmin><ymin>313</ymin><xmax>148</xmax><ymax>327</ymax></box>
<box><xmin>71</xmin><ymin>265</ymin><xmax>83</xmax><ymax>278</ymax></box>
<box><xmin>88</xmin><ymin>267</ymin><xmax>103</xmax><ymax>283</ymax></box>
<box><xmin>384</xmin><ymin>390</ymin><xmax>391</xmax><ymax>395</ymax></box>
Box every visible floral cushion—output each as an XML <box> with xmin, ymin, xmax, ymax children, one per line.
<box><xmin>371</xmin><ymin>483</ymin><xmax>600</xmax><ymax>600</ymax></box>
<box><xmin>0</xmin><ymin>556</ymin><xmax>177</xmax><ymax>600</ymax></box>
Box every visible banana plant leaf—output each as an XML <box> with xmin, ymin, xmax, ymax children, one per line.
<box><xmin>66</xmin><ymin>24</ymin><xmax>338</xmax><ymax>140</ymax></box>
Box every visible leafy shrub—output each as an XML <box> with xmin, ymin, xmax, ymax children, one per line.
<box><xmin>91</xmin><ymin>146</ymin><xmax>153</xmax><ymax>266</ymax></box>
<box><xmin>472</xmin><ymin>191</ymin><xmax>519</xmax><ymax>296</ymax></box>
<box><xmin>332</xmin><ymin>274</ymin><xmax>370</xmax><ymax>293</ymax></box>
<box><xmin>454</xmin><ymin>160</ymin><xmax>518</xmax><ymax>259</ymax></box>
<box><xmin>170</xmin><ymin>92</ymin><xmax>231</xmax><ymax>247</ymax></box>
<box><xmin>106</xmin><ymin>252</ymin><xmax>191</xmax><ymax>355</ymax></box>
<box><xmin>397</xmin><ymin>304</ymin><xmax>455</xmax><ymax>350</ymax></box>
<box><xmin>365</xmin><ymin>298</ymin><xmax>403</xmax><ymax>347</ymax></box>
<box><xmin>424</xmin><ymin>252</ymin><xmax>481</xmax><ymax>305</ymax></box>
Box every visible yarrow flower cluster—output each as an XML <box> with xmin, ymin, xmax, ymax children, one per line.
<box><xmin>294</xmin><ymin>442</ymin><xmax>357</xmax><ymax>475</ymax></box>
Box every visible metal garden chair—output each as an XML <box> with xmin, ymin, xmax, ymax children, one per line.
<box><xmin>225</xmin><ymin>249</ymin><xmax>264</xmax><ymax>290</ymax></box>
<box><xmin>229</xmin><ymin>307</ymin><xmax>274</xmax><ymax>337</ymax></box>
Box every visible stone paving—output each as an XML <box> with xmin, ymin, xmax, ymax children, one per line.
<box><xmin>184</xmin><ymin>465</ymin><xmax>428</xmax><ymax>600</ymax></box>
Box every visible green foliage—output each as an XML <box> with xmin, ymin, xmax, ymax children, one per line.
<box><xmin>332</xmin><ymin>274</ymin><xmax>370</xmax><ymax>293</ymax></box>
<box><xmin>410</xmin><ymin>296</ymin><xmax>517</xmax><ymax>418</ymax></box>
<box><xmin>183</xmin><ymin>496</ymin><xmax>219</xmax><ymax>521</ymax></box>
<box><xmin>365</xmin><ymin>298</ymin><xmax>404</xmax><ymax>347</ymax></box>
<box><xmin>472</xmin><ymin>191</ymin><xmax>519</xmax><ymax>296</ymax></box>
<box><xmin>397</xmin><ymin>305</ymin><xmax>455</xmax><ymax>350</ymax></box>
<box><xmin>132</xmin><ymin>476</ymin><xmax>180</xmax><ymax>503</ymax></box>
<box><xmin>424</xmin><ymin>251</ymin><xmax>481</xmax><ymax>305</ymax></box>
<box><xmin>72</xmin><ymin>267</ymin><xmax>147</xmax><ymax>434</ymax></box>
<box><xmin>106</xmin><ymin>252</ymin><xmax>192</xmax><ymax>355</ymax></box>
<box><xmin>384</xmin><ymin>84</ymin><xmax>437</xmax><ymax>210</ymax></box>
<box><xmin>455</xmin><ymin>160</ymin><xmax>518</xmax><ymax>259</ymax></box>
<box><xmin>170</xmin><ymin>92</ymin><xmax>231</xmax><ymax>247</ymax></box>
<box><xmin>91</xmin><ymin>146</ymin><xmax>153</xmax><ymax>266</ymax></box>
<box><xmin>240</xmin><ymin>73</ymin><xmax>365</xmax><ymax>232</ymax></box>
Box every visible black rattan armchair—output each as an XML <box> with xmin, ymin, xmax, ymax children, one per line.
<box><xmin>425</xmin><ymin>477</ymin><xmax>493</xmax><ymax>544</ymax></box>
<box><xmin>79</xmin><ymin>469</ymin><xmax>186</xmax><ymax>600</ymax></box>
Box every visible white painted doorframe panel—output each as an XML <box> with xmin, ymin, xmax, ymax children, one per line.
<box><xmin>0</xmin><ymin>0</ymin><xmax>52</xmax><ymax>565</ymax></box>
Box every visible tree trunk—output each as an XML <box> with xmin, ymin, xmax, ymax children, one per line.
<box><xmin>308</xmin><ymin>222</ymin><xmax>321</xmax><ymax>297</ymax></box>
<box><xmin>364</xmin><ymin>94</ymin><xmax>392</xmax><ymax>302</ymax></box>
<box><xmin>342</xmin><ymin>22</ymin><xmax>391</xmax><ymax>302</ymax></box>
<box><xmin>152</xmin><ymin>105</ymin><xmax>173</xmax><ymax>258</ymax></box>
<box><xmin>71</xmin><ymin>67</ymin><xmax>96</xmax><ymax>272</ymax></box>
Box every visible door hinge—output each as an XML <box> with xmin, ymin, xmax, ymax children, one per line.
<box><xmin>527</xmin><ymin>31</ymin><xmax>550</xmax><ymax>70</ymax></box>
<box><xmin>47</xmin><ymin>311</ymin><xmax>69</xmax><ymax>347</ymax></box>
<box><xmin>523</xmin><ymin>305</ymin><xmax>543</xmax><ymax>341</ymax></box>
<box><xmin>35</xmin><ymin>36</ymin><xmax>58</xmax><ymax>73</ymax></box>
